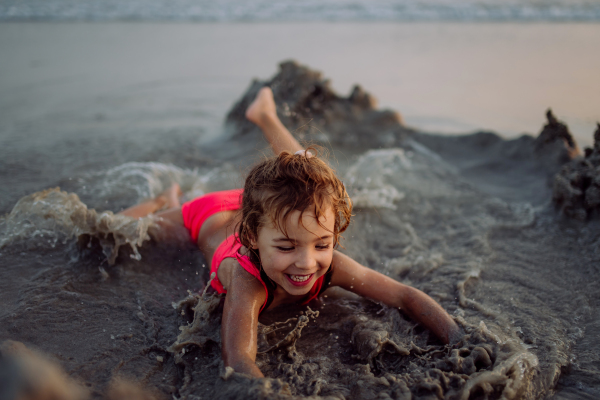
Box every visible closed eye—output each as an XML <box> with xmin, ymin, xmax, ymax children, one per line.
<box><xmin>276</xmin><ymin>246</ymin><xmax>294</xmax><ymax>251</ymax></box>
<box><xmin>316</xmin><ymin>244</ymin><xmax>331</xmax><ymax>250</ymax></box>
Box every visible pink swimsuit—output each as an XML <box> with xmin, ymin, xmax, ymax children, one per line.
<box><xmin>181</xmin><ymin>189</ymin><xmax>331</xmax><ymax>313</ymax></box>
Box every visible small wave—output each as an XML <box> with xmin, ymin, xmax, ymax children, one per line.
<box><xmin>2</xmin><ymin>0</ymin><xmax>600</xmax><ymax>21</ymax></box>
<box><xmin>344</xmin><ymin>146</ymin><xmax>461</xmax><ymax>209</ymax></box>
<box><xmin>0</xmin><ymin>162</ymin><xmax>241</xmax><ymax>264</ymax></box>
<box><xmin>70</xmin><ymin>161</ymin><xmax>205</xmax><ymax>211</ymax></box>
<box><xmin>0</xmin><ymin>188</ymin><xmax>156</xmax><ymax>264</ymax></box>
<box><xmin>73</xmin><ymin>161</ymin><xmax>241</xmax><ymax>211</ymax></box>
<box><xmin>344</xmin><ymin>149</ymin><xmax>409</xmax><ymax>210</ymax></box>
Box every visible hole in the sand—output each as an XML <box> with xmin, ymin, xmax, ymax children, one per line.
<box><xmin>474</xmin><ymin>360</ymin><xmax>489</xmax><ymax>371</ymax></box>
<box><xmin>473</xmin><ymin>349</ymin><xmax>493</xmax><ymax>371</ymax></box>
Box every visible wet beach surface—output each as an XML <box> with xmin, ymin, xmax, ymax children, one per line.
<box><xmin>2</xmin><ymin>28</ymin><xmax>600</xmax><ymax>399</ymax></box>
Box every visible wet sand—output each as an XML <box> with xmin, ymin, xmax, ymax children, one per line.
<box><xmin>1</xmin><ymin>22</ymin><xmax>600</xmax><ymax>400</ymax></box>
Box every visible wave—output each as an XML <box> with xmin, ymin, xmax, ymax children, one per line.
<box><xmin>0</xmin><ymin>188</ymin><xmax>157</xmax><ymax>265</ymax></box>
<box><xmin>0</xmin><ymin>161</ymin><xmax>240</xmax><ymax>265</ymax></box>
<box><xmin>2</xmin><ymin>0</ymin><xmax>600</xmax><ymax>22</ymax></box>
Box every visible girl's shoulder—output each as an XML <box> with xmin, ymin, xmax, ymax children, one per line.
<box><xmin>218</xmin><ymin>257</ymin><xmax>267</xmax><ymax>303</ymax></box>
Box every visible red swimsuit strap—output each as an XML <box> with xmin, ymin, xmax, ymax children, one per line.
<box><xmin>210</xmin><ymin>234</ymin><xmax>270</xmax><ymax>313</ymax></box>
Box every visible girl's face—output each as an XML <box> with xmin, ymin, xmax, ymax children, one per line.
<box><xmin>252</xmin><ymin>207</ymin><xmax>335</xmax><ymax>297</ymax></box>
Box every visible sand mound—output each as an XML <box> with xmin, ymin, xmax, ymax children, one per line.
<box><xmin>534</xmin><ymin>109</ymin><xmax>581</xmax><ymax>172</ymax></box>
<box><xmin>553</xmin><ymin>123</ymin><xmax>600</xmax><ymax>220</ymax></box>
<box><xmin>226</xmin><ymin>60</ymin><xmax>412</xmax><ymax>149</ymax></box>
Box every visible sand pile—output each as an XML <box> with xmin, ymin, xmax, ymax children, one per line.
<box><xmin>227</xmin><ymin>60</ymin><xmax>411</xmax><ymax>149</ymax></box>
<box><xmin>553</xmin><ymin>123</ymin><xmax>600</xmax><ymax>220</ymax></box>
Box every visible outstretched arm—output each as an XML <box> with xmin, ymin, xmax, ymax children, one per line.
<box><xmin>246</xmin><ymin>87</ymin><xmax>304</xmax><ymax>156</ymax></box>
<box><xmin>330</xmin><ymin>251</ymin><xmax>461</xmax><ymax>344</ymax></box>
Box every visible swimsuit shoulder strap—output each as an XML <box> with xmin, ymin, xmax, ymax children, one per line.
<box><xmin>316</xmin><ymin>265</ymin><xmax>334</xmax><ymax>297</ymax></box>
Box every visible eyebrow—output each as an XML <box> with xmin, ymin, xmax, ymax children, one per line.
<box><xmin>273</xmin><ymin>235</ymin><xmax>333</xmax><ymax>243</ymax></box>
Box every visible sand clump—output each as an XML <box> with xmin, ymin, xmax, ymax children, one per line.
<box><xmin>227</xmin><ymin>60</ymin><xmax>411</xmax><ymax>149</ymax></box>
<box><xmin>534</xmin><ymin>109</ymin><xmax>580</xmax><ymax>167</ymax></box>
<box><xmin>553</xmin><ymin>122</ymin><xmax>600</xmax><ymax>220</ymax></box>
<box><xmin>0</xmin><ymin>340</ymin><xmax>166</xmax><ymax>400</ymax></box>
<box><xmin>0</xmin><ymin>340</ymin><xmax>88</xmax><ymax>400</ymax></box>
<box><xmin>168</xmin><ymin>275</ymin><xmax>224</xmax><ymax>364</ymax></box>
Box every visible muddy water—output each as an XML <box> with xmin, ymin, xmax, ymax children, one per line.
<box><xmin>1</xmin><ymin>63</ymin><xmax>600</xmax><ymax>400</ymax></box>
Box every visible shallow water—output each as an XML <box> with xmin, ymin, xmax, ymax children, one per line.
<box><xmin>1</xmin><ymin>22</ymin><xmax>599</xmax><ymax>159</ymax></box>
<box><xmin>2</xmin><ymin>59</ymin><xmax>600</xmax><ymax>399</ymax></box>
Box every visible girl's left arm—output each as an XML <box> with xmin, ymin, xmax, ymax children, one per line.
<box><xmin>330</xmin><ymin>251</ymin><xmax>461</xmax><ymax>344</ymax></box>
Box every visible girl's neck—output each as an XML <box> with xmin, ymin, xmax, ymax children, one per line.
<box><xmin>266</xmin><ymin>286</ymin><xmax>309</xmax><ymax>310</ymax></box>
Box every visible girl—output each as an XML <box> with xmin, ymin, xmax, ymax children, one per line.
<box><xmin>120</xmin><ymin>87</ymin><xmax>461</xmax><ymax>378</ymax></box>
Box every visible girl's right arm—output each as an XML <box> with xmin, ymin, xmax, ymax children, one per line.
<box><xmin>218</xmin><ymin>258</ymin><xmax>267</xmax><ymax>378</ymax></box>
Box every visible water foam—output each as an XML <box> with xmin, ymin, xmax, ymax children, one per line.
<box><xmin>0</xmin><ymin>188</ymin><xmax>156</xmax><ymax>264</ymax></box>
<box><xmin>73</xmin><ymin>161</ymin><xmax>208</xmax><ymax>210</ymax></box>
<box><xmin>345</xmin><ymin>149</ymin><xmax>409</xmax><ymax>210</ymax></box>
<box><xmin>0</xmin><ymin>161</ymin><xmax>241</xmax><ymax>265</ymax></box>
<box><xmin>2</xmin><ymin>0</ymin><xmax>600</xmax><ymax>21</ymax></box>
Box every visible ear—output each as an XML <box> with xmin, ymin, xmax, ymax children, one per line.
<box><xmin>248</xmin><ymin>234</ymin><xmax>258</xmax><ymax>249</ymax></box>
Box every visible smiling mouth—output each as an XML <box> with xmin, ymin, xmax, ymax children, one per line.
<box><xmin>285</xmin><ymin>273</ymin><xmax>314</xmax><ymax>286</ymax></box>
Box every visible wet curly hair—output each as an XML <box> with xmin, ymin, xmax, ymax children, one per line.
<box><xmin>237</xmin><ymin>148</ymin><xmax>352</xmax><ymax>252</ymax></box>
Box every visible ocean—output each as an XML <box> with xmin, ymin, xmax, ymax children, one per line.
<box><xmin>2</xmin><ymin>0</ymin><xmax>600</xmax><ymax>22</ymax></box>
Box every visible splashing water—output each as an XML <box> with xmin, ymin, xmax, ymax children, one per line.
<box><xmin>0</xmin><ymin>188</ymin><xmax>156</xmax><ymax>264</ymax></box>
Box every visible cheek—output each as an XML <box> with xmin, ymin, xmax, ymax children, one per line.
<box><xmin>259</xmin><ymin>249</ymin><xmax>288</xmax><ymax>270</ymax></box>
<box><xmin>321</xmin><ymin>250</ymin><xmax>334</xmax><ymax>266</ymax></box>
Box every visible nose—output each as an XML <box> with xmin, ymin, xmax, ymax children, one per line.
<box><xmin>294</xmin><ymin>248</ymin><xmax>317</xmax><ymax>271</ymax></box>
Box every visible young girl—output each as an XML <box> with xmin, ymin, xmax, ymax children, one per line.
<box><xmin>120</xmin><ymin>87</ymin><xmax>461</xmax><ymax>378</ymax></box>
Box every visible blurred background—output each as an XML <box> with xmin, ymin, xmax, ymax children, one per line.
<box><xmin>1</xmin><ymin>0</ymin><xmax>599</xmax><ymax>148</ymax></box>
<box><xmin>1</xmin><ymin>0</ymin><xmax>599</xmax><ymax>213</ymax></box>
